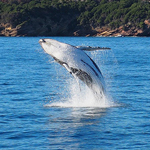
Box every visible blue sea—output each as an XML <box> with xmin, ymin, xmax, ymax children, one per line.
<box><xmin>0</xmin><ymin>37</ymin><xmax>150</xmax><ymax>150</ymax></box>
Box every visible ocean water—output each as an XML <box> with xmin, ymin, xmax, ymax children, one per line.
<box><xmin>0</xmin><ymin>37</ymin><xmax>150</xmax><ymax>150</ymax></box>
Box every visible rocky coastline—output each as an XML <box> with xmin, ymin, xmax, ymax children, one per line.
<box><xmin>1</xmin><ymin>0</ymin><xmax>150</xmax><ymax>37</ymax></box>
<box><xmin>1</xmin><ymin>19</ymin><xmax>150</xmax><ymax>37</ymax></box>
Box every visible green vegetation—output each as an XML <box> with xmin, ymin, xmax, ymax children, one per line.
<box><xmin>0</xmin><ymin>0</ymin><xmax>150</xmax><ymax>35</ymax></box>
<box><xmin>0</xmin><ymin>0</ymin><xmax>93</xmax><ymax>27</ymax></box>
<box><xmin>78</xmin><ymin>0</ymin><xmax>150</xmax><ymax>29</ymax></box>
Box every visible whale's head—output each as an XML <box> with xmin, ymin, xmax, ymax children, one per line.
<box><xmin>39</xmin><ymin>39</ymin><xmax>73</xmax><ymax>57</ymax></box>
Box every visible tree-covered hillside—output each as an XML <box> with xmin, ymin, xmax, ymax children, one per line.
<box><xmin>0</xmin><ymin>0</ymin><xmax>150</xmax><ymax>36</ymax></box>
<box><xmin>78</xmin><ymin>0</ymin><xmax>150</xmax><ymax>29</ymax></box>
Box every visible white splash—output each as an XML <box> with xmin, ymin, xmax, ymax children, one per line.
<box><xmin>45</xmin><ymin>78</ymin><xmax>115</xmax><ymax>108</ymax></box>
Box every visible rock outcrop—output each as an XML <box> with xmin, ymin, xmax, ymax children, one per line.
<box><xmin>0</xmin><ymin>13</ymin><xmax>80</xmax><ymax>36</ymax></box>
<box><xmin>88</xmin><ymin>20</ymin><xmax>150</xmax><ymax>37</ymax></box>
<box><xmin>0</xmin><ymin>23</ymin><xmax>19</xmax><ymax>36</ymax></box>
<box><xmin>0</xmin><ymin>19</ymin><xmax>150</xmax><ymax>37</ymax></box>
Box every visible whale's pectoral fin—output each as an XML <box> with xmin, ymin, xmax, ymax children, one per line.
<box><xmin>70</xmin><ymin>67</ymin><xmax>93</xmax><ymax>88</ymax></box>
<box><xmin>76</xmin><ymin>46</ymin><xmax>111</xmax><ymax>51</ymax></box>
<box><xmin>63</xmin><ymin>64</ymin><xmax>93</xmax><ymax>88</ymax></box>
<box><xmin>62</xmin><ymin>64</ymin><xmax>81</xmax><ymax>90</ymax></box>
<box><xmin>62</xmin><ymin>63</ymin><xmax>72</xmax><ymax>73</ymax></box>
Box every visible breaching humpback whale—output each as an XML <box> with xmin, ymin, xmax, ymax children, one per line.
<box><xmin>39</xmin><ymin>39</ymin><xmax>110</xmax><ymax>100</ymax></box>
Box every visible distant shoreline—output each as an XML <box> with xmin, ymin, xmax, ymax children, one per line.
<box><xmin>0</xmin><ymin>35</ymin><xmax>149</xmax><ymax>37</ymax></box>
<box><xmin>1</xmin><ymin>1</ymin><xmax>150</xmax><ymax>37</ymax></box>
<box><xmin>1</xmin><ymin>23</ymin><xmax>150</xmax><ymax>37</ymax></box>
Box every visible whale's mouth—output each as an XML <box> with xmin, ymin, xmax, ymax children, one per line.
<box><xmin>39</xmin><ymin>39</ymin><xmax>45</xmax><ymax>48</ymax></box>
<box><xmin>39</xmin><ymin>39</ymin><xmax>57</xmax><ymax>49</ymax></box>
<box><xmin>39</xmin><ymin>39</ymin><xmax>46</xmax><ymax>44</ymax></box>
<box><xmin>39</xmin><ymin>39</ymin><xmax>47</xmax><ymax>53</ymax></box>
<box><xmin>39</xmin><ymin>39</ymin><xmax>52</xmax><ymax>54</ymax></box>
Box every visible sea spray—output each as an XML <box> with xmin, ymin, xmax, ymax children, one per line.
<box><xmin>46</xmin><ymin>77</ymin><xmax>114</xmax><ymax>108</ymax></box>
<box><xmin>65</xmin><ymin>79</ymin><xmax>111</xmax><ymax>108</ymax></box>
